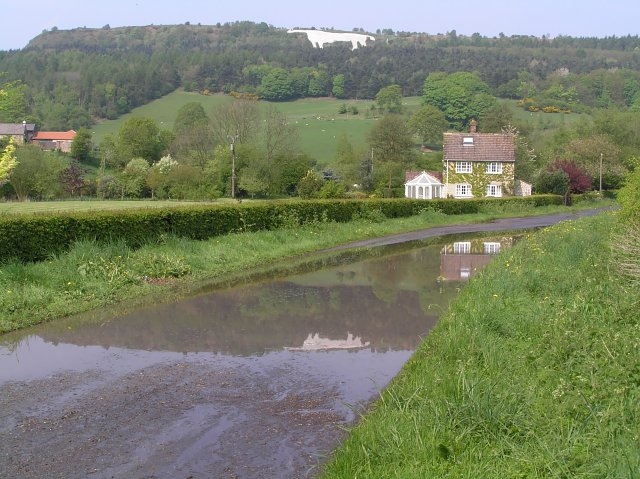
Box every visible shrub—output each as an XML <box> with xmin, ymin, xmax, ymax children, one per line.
<box><xmin>617</xmin><ymin>168</ymin><xmax>640</xmax><ymax>222</ymax></box>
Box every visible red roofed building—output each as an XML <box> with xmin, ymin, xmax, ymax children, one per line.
<box><xmin>32</xmin><ymin>130</ymin><xmax>76</xmax><ymax>153</ymax></box>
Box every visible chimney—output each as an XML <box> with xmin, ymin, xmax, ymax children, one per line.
<box><xmin>469</xmin><ymin>119</ymin><xmax>477</xmax><ymax>133</ymax></box>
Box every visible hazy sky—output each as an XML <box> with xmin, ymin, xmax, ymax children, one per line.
<box><xmin>1</xmin><ymin>0</ymin><xmax>638</xmax><ymax>51</ymax></box>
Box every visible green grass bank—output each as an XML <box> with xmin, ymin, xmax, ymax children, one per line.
<box><xmin>0</xmin><ymin>200</ymin><xmax>608</xmax><ymax>334</ymax></box>
<box><xmin>320</xmin><ymin>211</ymin><xmax>639</xmax><ymax>478</ymax></box>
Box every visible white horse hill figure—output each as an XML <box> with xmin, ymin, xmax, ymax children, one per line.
<box><xmin>288</xmin><ymin>29</ymin><xmax>375</xmax><ymax>50</ymax></box>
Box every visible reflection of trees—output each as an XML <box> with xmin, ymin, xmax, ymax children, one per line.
<box><xmin>38</xmin><ymin>283</ymin><xmax>442</xmax><ymax>355</ymax></box>
<box><xmin>35</xmin><ymin>236</ymin><xmax>509</xmax><ymax>356</ymax></box>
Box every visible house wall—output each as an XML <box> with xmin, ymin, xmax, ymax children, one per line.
<box><xmin>36</xmin><ymin>139</ymin><xmax>73</xmax><ymax>152</ymax></box>
<box><xmin>0</xmin><ymin>134</ymin><xmax>24</xmax><ymax>144</ymax></box>
<box><xmin>443</xmin><ymin>161</ymin><xmax>515</xmax><ymax>198</ymax></box>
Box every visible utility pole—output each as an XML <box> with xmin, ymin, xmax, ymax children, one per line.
<box><xmin>599</xmin><ymin>152</ymin><xmax>603</xmax><ymax>193</ymax></box>
<box><xmin>228</xmin><ymin>135</ymin><xmax>238</xmax><ymax>199</ymax></box>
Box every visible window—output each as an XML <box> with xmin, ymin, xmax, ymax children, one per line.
<box><xmin>456</xmin><ymin>184</ymin><xmax>472</xmax><ymax>197</ymax></box>
<box><xmin>453</xmin><ymin>242</ymin><xmax>471</xmax><ymax>254</ymax></box>
<box><xmin>463</xmin><ymin>137</ymin><xmax>474</xmax><ymax>146</ymax></box>
<box><xmin>486</xmin><ymin>162</ymin><xmax>502</xmax><ymax>174</ymax></box>
<box><xmin>486</xmin><ymin>184</ymin><xmax>502</xmax><ymax>197</ymax></box>
<box><xmin>455</xmin><ymin>161</ymin><xmax>472</xmax><ymax>173</ymax></box>
<box><xmin>460</xmin><ymin>267</ymin><xmax>471</xmax><ymax>279</ymax></box>
<box><xmin>484</xmin><ymin>242</ymin><xmax>501</xmax><ymax>254</ymax></box>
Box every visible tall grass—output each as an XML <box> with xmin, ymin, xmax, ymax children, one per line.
<box><xmin>320</xmin><ymin>211</ymin><xmax>640</xmax><ymax>478</ymax></box>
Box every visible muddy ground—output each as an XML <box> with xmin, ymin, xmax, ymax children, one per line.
<box><xmin>1</xmin><ymin>359</ymin><xmax>348</xmax><ymax>479</ymax></box>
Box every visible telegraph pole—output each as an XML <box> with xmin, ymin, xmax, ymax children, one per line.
<box><xmin>599</xmin><ymin>152</ymin><xmax>603</xmax><ymax>193</ymax></box>
<box><xmin>228</xmin><ymin>135</ymin><xmax>238</xmax><ymax>199</ymax></box>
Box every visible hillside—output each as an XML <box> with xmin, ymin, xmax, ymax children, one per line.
<box><xmin>2</xmin><ymin>22</ymin><xmax>640</xmax><ymax>130</ymax></box>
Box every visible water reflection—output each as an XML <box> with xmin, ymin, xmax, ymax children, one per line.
<box><xmin>440</xmin><ymin>236</ymin><xmax>516</xmax><ymax>281</ymax></box>
<box><xmin>1</xmin><ymin>234</ymin><xmax>518</xmax><ymax>364</ymax></box>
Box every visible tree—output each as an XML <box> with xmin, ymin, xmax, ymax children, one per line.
<box><xmin>549</xmin><ymin>159</ymin><xmax>592</xmax><ymax>194</ymax></box>
<box><xmin>117</xmin><ymin>117</ymin><xmax>166</xmax><ymax>164</ymax></box>
<box><xmin>59</xmin><ymin>160</ymin><xmax>85</xmax><ymax>197</ymax></box>
<box><xmin>258</xmin><ymin>68</ymin><xmax>295</xmax><ymax>101</ymax></box>
<box><xmin>70</xmin><ymin>127</ymin><xmax>94</xmax><ymax>164</ymax></box>
<box><xmin>535</xmin><ymin>169</ymin><xmax>569</xmax><ymax>196</ymax></box>
<box><xmin>297</xmin><ymin>170</ymin><xmax>324</xmax><ymax>199</ymax></box>
<box><xmin>423</xmin><ymin>72</ymin><xmax>497</xmax><ymax>129</ymax></box>
<box><xmin>375</xmin><ymin>84</ymin><xmax>403</xmax><ymax>113</ymax></box>
<box><xmin>0</xmin><ymin>138</ymin><xmax>17</xmax><ymax>186</ymax></box>
<box><xmin>328</xmin><ymin>132</ymin><xmax>362</xmax><ymax>186</ymax></box>
<box><xmin>332</xmin><ymin>74</ymin><xmax>346</xmax><ymax>99</ymax></box>
<box><xmin>238</xmin><ymin>166</ymin><xmax>268</xmax><ymax>198</ymax></box>
<box><xmin>368</xmin><ymin>114</ymin><xmax>415</xmax><ymax>190</ymax></box>
<box><xmin>408</xmin><ymin>105</ymin><xmax>448</xmax><ymax>147</ymax></box>
<box><xmin>173</xmin><ymin>102</ymin><xmax>209</xmax><ymax>136</ymax></box>
<box><xmin>7</xmin><ymin>143</ymin><xmax>41</xmax><ymax>200</ymax></box>
<box><xmin>479</xmin><ymin>104</ymin><xmax>515</xmax><ymax>133</ymax></box>
<box><xmin>146</xmin><ymin>154</ymin><xmax>177</xmax><ymax>199</ymax></box>
<box><xmin>564</xmin><ymin>134</ymin><xmax>623</xmax><ymax>180</ymax></box>
<box><xmin>171</xmin><ymin>103</ymin><xmax>214</xmax><ymax>170</ymax></box>
<box><xmin>8</xmin><ymin>145</ymin><xmax>67</xmax><ymax>200</ymax></box>
<box><xmin>260</xmin><ymin>106</ymin><xmax>300</xmax><ymax>194</ymax></box>
<box><xmin>121</xmin><ymin>158</ymin><xmax>150</xmax><ymax>198</ymax></box>
<box><xmin>210</xmin><ymin>98</ymin><xmax>260</xmax><ymax>145</ymax></box>
<box><xmin>0</xmin><ymin>79</ymin><xmax>28</xmax><ymax>123</ymax></box>
<box><xmin>308</xmin><ymin>67</ymin><xmax>331</xmax><ymax>97</ymax></box>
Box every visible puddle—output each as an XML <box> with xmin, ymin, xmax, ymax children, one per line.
<box><xmin>0</xmin><ymin>233</ymin><xmax>515</xmax><ymax>478</ymax></box>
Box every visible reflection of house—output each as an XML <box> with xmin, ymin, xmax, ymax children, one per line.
<box><xmin>286</xmin><ymin>332</ymin><xmax>370</xmax><ymax>351</ymax></box>
<box><xmin>32</xmin><ymin>130</ymin><xmax>76</xmax><ymax>152</ymax></box>
<box><xmin>443</xmin><ymin>120</ymin><xmax>515</xmax><ymax>198</ymax></box>
<box><xmin>440</xmin><ymin>239</ymin><xmax>510</xmax><ymax>281</ymax></box>
<box><xmin>0</xmin><ymin>121</ymin><xmax>36</xmax><ymax>143</ymax></box>
<box><xmin>404</xmin><ymin>171</ymin><xmax>444</xmax><ymax>199</ymax></box>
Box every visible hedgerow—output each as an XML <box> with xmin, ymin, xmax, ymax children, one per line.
<box><xmin>0</xmin><ymin>196</ymin><xmax>563</xmax><ymax>263</ymax></box>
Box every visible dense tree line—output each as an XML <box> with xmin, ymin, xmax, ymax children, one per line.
<box><xmin>2</xmin><ymin>22</ymin><xmax>640</xmax><ymax>130</ymax></box>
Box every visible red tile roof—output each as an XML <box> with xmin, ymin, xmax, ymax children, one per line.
<box><xmin>444</xmin><ymin>132</ymin><xmax>515</xmax><ymax>162</ymax></box>
<box><xmin>33</xmin><ymin>130</ymin><xmax>76</xmax><ymax>141</ymax></box>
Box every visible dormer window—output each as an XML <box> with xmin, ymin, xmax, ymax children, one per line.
<box><xmin>463</xmin><ymin>137</ymin><xmax>474</xmax><ymax>146</ymax></box>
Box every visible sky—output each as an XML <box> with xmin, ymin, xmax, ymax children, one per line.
<box><xmin>1</xmin><ymin>0</ymin><xmax>638</xmax><ymax>51</ymax></box>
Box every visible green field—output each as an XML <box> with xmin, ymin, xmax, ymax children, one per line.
<box><xmin>91</xmin><ymin>91</ymin><xmax>424</xmax><ymax>166</ymax></box>
<box><xmin>0</xmin><ymin>199</ymin><xmax>222</xmax><ymax>215</ymax></box>
<box><xmin>91</xmin><ymin>91</ymin><xmax>584</xmax><ymax>168</ymax></box>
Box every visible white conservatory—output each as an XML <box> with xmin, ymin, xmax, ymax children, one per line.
<box><xmin>404</xmin><ymin>171</ymin><xmax>444</xmax><ymax>200</ymax></box>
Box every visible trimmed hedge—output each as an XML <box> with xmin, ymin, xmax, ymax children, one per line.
<box><xmin>0</xmin><ymin>196</ymin><xmax>563</xmax><ymax>263</ymax></box>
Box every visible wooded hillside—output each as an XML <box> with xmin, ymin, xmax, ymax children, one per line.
<box><xmin>2</xmin><ymin>22</ymin><xmax>640</xmax><ymax>130</ymax></box>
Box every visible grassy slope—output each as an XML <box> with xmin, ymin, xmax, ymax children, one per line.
<box><xmin>90</xmin><ymin>92</ymin><xmax>423</xmax><ymax>166</ymax></box>
<box><xmin>321</xmin><ymin>211</ymin><xmax>640</xmax><ymax>478</ymax></box>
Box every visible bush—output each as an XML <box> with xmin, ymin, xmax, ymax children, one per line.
<box><xmin>617</xmin><ymin>168</ymin><xmax>640</xmax><ymax>222</ymax></box>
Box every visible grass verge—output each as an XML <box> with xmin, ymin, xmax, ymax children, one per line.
<box><xmin>0</xmin><ymin>199</ymin><xmax>610</xmax><ymax>334</ymax></box>
<box><xmin>319</xmin><ymin>210</ymin><xmax>639</xmax><ymax>478</ymax></box>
